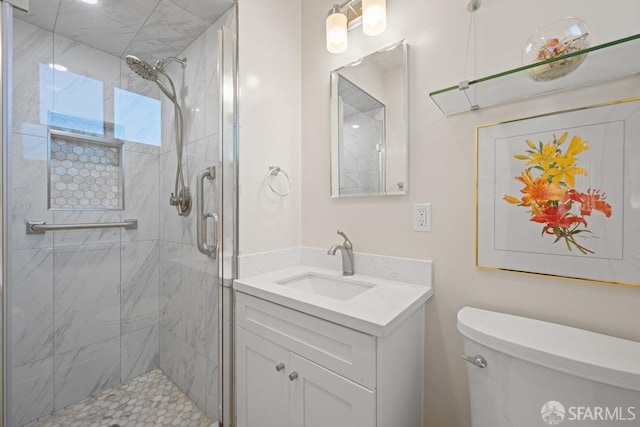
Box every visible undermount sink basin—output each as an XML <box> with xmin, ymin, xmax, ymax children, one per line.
<box><xmin>275</xmin><ymin>273</ymin><xmax>374</xmax><ymax>300</ymax></box>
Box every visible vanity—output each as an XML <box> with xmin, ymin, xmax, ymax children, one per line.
<box><xmin>234</xmin><ymin>265</ymin><xmax>432</xmax><ymax>426</ymax></box>
<box><xmin>233</xmin><ymin>38</ymin><xmax>420</xmax><ymax>425</ymax></box>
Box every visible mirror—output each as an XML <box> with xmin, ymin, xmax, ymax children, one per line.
<box><xmin>330</xmin><ymin>40</ymin><xmax>408</xmax><ymax>197</ymax></box>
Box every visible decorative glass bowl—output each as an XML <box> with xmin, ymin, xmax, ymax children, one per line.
<box><xmin>523</xmin><ymin>18</ymin><xmax>591</xmax><ymax>82</ymax></box>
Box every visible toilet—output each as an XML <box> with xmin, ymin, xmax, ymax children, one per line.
<box><xmin>457</xmin><ymin>307</ymin><xmax>640</xmax><ymax>426</ymax></box>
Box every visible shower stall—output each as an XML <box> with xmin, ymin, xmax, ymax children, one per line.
<box><xmin>0</xmin><ymin>0</ymin><xmax>238</xmax><ymax>425</ymax></box>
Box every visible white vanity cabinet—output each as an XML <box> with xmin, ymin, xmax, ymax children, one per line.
<box><xmin>236</xmin><ymin>328</ymin><xmax>375</xmax><ymax>427</ymax></box>
<box><xmin>236</xmin><ymin>329</ymin><xmax>290</xmax><ymax>427</ymax></box>
<box><xmin>235</xmin><ymin>291</ymin><xmax>426</xmax><ymax>427</ymax></box>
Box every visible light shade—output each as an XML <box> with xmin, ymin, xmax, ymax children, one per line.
<box><xmin>362</xmin><ymin>0</ymin><xmax>387</xmax><ymax>36</ymax></box>
<box><xmin>326</xmin><ymin>6</ymin><xmax>348</xmax><ymax>54</ymax></box>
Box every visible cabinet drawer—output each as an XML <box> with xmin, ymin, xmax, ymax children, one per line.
<box><xmin>236</xmin><ymin>292</ymin><xmax>376</xmax><ymax>389</ymax></box>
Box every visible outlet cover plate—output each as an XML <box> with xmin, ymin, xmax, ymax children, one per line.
<box><xmin>414</xmin><ymin>203</ymin><xmax>431</xmax><ymax>232</ymax></box>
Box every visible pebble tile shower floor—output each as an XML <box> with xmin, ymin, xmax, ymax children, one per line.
<box><xmin>24</xmin><ymin>369</ymin><xmax>214</xmax><ymax>427</ymax></box>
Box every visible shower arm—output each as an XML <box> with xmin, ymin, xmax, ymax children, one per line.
<box><xmin>157</xmin><ymin>56</ymin><xmax>187</xmax><ymax>70</ymax></box>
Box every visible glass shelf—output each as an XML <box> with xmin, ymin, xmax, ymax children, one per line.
<box><xmin>429</xmin><ymin>33</ymin><xmax>640</xmax><ymax>115</ymax></box>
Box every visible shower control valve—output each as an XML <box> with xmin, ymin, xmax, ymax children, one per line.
<box><xmin>169</xmin><ymin>188</ymin><xmax>192</xmax><ymax>217</ymax></box>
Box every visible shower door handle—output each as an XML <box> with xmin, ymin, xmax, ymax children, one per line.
<box><xmin>197</xmin><ymin>166</ymin><xmax>218</xmax><ymax>258</ymax></box>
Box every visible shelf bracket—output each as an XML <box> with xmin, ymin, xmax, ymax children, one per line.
<box><xmin>458</xmin><ymin>80</ymin><xmax>479</xmax><ymax>111</ymax></box>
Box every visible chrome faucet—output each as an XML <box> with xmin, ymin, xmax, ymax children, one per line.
<box><xmin>327</xmin><ymin>230</ymin><xmax>354</xmax><ymax>276</ymax></box>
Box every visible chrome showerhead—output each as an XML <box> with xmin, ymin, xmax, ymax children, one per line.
<box><xmin>125</xmin><ymin>55</ymin><xmax>157</xmax><ymax>82</ymax></box>
<box><xmin>124</xmin><ymin>53</ymin><xmax>191</xmax><ymax>217</ymax></box>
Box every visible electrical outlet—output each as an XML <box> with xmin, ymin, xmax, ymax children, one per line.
<box><xmin>414</xmin><ymin>203</ymin><xmax>431</xmax><ymax>232</ymax></box>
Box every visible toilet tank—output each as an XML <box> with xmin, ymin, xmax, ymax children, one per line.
<box><xmin>457</xmin><ymin>307</ymin><xmax>640</xmax><ymax>427</ymax></box>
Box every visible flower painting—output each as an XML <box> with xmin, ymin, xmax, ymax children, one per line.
<box><xmin>476</xmin><ymin>98</ymin><xmax>640</xmax><ymax>286</ymax></box>
<box><xmin>503</xmin><ymin>132</ymin><xmax>612</xmax><ymax>255</ymax></box>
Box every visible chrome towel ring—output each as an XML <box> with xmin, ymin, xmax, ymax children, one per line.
<box><xmin>267</xmin><ymin>165</ymin><xmax>291</xmax><ymax>197</ymax></box>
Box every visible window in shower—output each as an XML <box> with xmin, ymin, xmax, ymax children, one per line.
<box><xmin>39</xmin><ymin>63</ymin><xmax>105</xmax><ymax>135</ymax></box>
<box><xmin>114</xmin><ymin>88</ymin><xmax>162</xmax><ymax>147</ymax></box>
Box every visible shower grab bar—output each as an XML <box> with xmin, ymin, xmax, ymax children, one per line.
<box><xmin>26</xmin><ymin>219</ymin><xmax>138</xmax><ymax>235</ymax></box>
<box><xmin>197</xmin><ymin>166</ymin><xmax>218</xmax><ymax>258</ymax></box>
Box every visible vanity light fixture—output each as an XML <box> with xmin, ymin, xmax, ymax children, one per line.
<box><xmin>81</xmin><ymin>0</ymin><xmax>98</xmax><ymax>4</ymax></box>
<box><xmin>326</xmin><ymin>4</ymin><xmax>348</xmax><ymax>54</ymax></box>
<box><xmin>326</xmin><ymin>0</ymin><xmax>387</xmax><ymax>54</ymax></box>
<box><xmin>362</xmin><ymin>0</ymin><xmax>386</xmax><ymax>36</ymax></box>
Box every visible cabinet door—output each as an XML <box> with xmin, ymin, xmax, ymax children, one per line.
<box><xmin>290</xmin><ymin>353</ymin><xmax>376</xmax><ymax>427</ymax></box>
<box><xmin>236</xmin><ymin>327</ymin><xmax>290</xmax><ymax>427</ymax></box>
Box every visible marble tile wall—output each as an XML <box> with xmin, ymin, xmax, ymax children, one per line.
<box><xmin>11</xmin><ymin>358</ymin><xmax>54</xmax><ymax>426</ymax></box>
<box><xmin>10</xmin><ymin>19</ymin><xmax>161</xmax><ymax>426</ymax></box>
<box><xmin>158</xmin><ymin>230</ymin><xmax>221</xmax><ymax>421</ymax></box>
<box><xmin>340</xmin><ymin>109</ymin><xmax>382</xmax><ymax>195</ymax></box>
<box><xmin>158</xmin><ymin>18</ymin><xmax>223</xmax><ymax>422</ymax></box>
<box><xmin>53</xmin><ymin>244</ymin><xmax>121</xmax><ymax>355</ymax></box>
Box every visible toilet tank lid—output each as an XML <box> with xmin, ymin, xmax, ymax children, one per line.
<box><xmin>457</xmin><ymin>307</ymin><xmax>640</xmax><ymax>392</ymax></box>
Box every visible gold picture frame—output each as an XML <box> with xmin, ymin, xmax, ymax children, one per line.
<box><xmin>476</xmin><ymin>97</ymin><xmax>640</xmax><ymax>287</ymax></box>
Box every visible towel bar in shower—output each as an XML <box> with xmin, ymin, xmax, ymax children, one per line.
<box><xmin>26</xmin><ymin>219</ymin><xmax>138</xmax><ymax>234</ymax></box>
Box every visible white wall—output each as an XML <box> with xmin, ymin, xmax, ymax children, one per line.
<box><xmin>238</xmin><ymin>0</ymin><xmax>302</xmax><ymax>256</ymax></box>
<box><xmin>300</xmin><ymin>1</ymin><xmax>640</xmax><ymax>426</ymax></box>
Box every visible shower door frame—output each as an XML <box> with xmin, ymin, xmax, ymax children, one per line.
<box><xmin>218</xmin><ymin>8</ymin><xmax>239</xmax><ymax>426</ymax></box>
<box><xmin>0</xmin><ymin>2</ymin><xmax>13</xmax><ymax>425</ymax></box>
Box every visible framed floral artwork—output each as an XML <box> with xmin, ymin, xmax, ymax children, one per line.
<box><xmin>476</xmin><ymin>97</ymin><xmax>640</xmax><ymax>286</ymax></box>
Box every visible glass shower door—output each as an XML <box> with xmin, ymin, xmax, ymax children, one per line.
<box><xmin>2</xmin><ymin>1</ymin><xmax>237</xmax><ymax>426</ymax></box>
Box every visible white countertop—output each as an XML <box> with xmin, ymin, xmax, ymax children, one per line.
<box><xmin>233</xmin><ymin>265</ymin><xmax>433</xmax><ymax>337</ymax></box>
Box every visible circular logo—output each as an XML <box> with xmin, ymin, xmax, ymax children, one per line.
<box><xmin>541</xmin><ymin>401</ymin><xmax>566</xmax><ymax>425</ymax></box>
